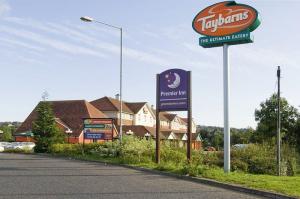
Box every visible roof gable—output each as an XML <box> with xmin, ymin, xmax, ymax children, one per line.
<box><xmin>90</xmin><ymin>97</ymin><xmax>118</xmax><ymax>112</ymax></box>
<box><xmin>125</xmin><ymin>102</ymin><xmax>146</xmax><ymax>114</ymax></box>
<box><xmin>91</xmin><ymin>97</ymin><xmax>133</xmax><ymax>114</ymax></box>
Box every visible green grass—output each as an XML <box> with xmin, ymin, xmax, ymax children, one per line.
<box><xmin>201</xmin><ymin>168</ymin><xmax>300</xmax><ymax>197</ymax></box>
<box><xmin>56</xmin><ymin>153</ymin><xmax>300</xmax><ymax>198</ymax></box>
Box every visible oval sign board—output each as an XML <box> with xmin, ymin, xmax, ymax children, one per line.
<box><xmin>192</xmin><ymin>1</ymin><xmax>260</xmax><ymax>37</ymax></box>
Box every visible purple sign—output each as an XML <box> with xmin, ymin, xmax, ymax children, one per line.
<box><xmin>84</xmin><ymin>132</ymin><xmax>105</xmax><ymax>139</ymax></box>
<box><xmin>158</xmin><ymin>69</ymin><xmax>189</xmax><ymax>111</ymax></box>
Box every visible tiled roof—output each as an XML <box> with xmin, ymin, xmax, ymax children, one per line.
<box><xmin>161</xmin><ymin>128</ymin><xmax>186</xmax><ymax>134</ymax></box>
<box><xmin>91</xmin><ymin>97</ymin><xmax>133</xmax><ymax>114</ymax></box>
<box><xmin>180</xmin><ymin>118</ymin><xmax>188</xmax><ymax>124</ymax></box>
<box><xmin>55</xmin><ymin>118</ymin><xmax>70</xmax><ymax>130</ymax></box>
<box><xmin>161</xmin><ymin>113</ymin><xmax>177</xmax><ymax>121</ymax></box>
<box><xmin>125</xmin><ymin>102</ymin><xmax>147</xmax><ymax>114</ymax></box>
<box><xmin>121</xmin><ymin>125</ymin><xmax>155</xmax><ymax>138</ymax></box>
<box><xmin>174</xmin><ymin>133</ymin><xmax>186</xmax><ymax>140</ymax></box>
<box><xmin>152</xmin><ymin>109</ymin><xmax>177</xmax><ymax>122</ymax></box>
<box><xmin>15</xmin><ymin>100</ymin><xmax>107</xmax><ymax>137</ymax></box>
<box><xmin>192</xmin><ymin>133</ymin><xmax>202</xmax><ymax>141</ymax></box>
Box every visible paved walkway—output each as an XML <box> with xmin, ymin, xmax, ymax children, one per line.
<box><xmin>0</xmin><ymin>153</ymin><xmax>264</xmax><ymax>199</ymax></box>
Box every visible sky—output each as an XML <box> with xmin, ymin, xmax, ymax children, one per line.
<box><xmin>0</xmin><ymin>0</ymin><xmax>300</xmax><ymax>128</ymax></box>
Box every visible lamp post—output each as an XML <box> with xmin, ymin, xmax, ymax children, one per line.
<box><xmin>80</xmin><ymin>16</ymin><xmax>123</xmax><ymax>143</ymax></box>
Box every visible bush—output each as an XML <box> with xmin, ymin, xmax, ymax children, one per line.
<box><xmin>49</xmin><ymin>143</ymin><xmax>82</xmax><ymax>155</ymax></box>
<box><xmin>202</xmin><ymin>151</ymin><xmax>223</xmax><ymax>167</ymax></box>
<box><xmin>230</xmin><ymin>143</ymin><xmax>298</xmax><ymax>175</ymax></box>
<box><xmin>120</xmin><ymin>136</ymin><xmax>154</xmax><ymax>164</ymax></box>
<box><xmin>231</xmin><ymin>144</ymin><xmax>276</xmax><ymax>174</ymax></box>
<box><xmin>48</xmin><ymin>136</ymin><xmax>299</xmax><ymax>176</ymax></box>
<box><xmin>181</xmin><ymin>162</ymin><xmax>208</xmax><ymax>176</ymax></box>
<box><xmin>89</xmin><ymin>141</ymin><xmax>120</xmax><ymax>157</ymax></box>
<box><xmin>160</xmin><ymin>142</ymin><xmax>186</xmax><ymax>165</ymax></box>
<box><xmin>4</xmin><ymin>146</ymin><xmax>33</xmax><ymax>154</ymax></box>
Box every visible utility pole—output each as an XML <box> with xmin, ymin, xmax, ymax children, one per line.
<box><xmin>277</xmin><ymin>66</ymin><xmax>281</xmax><ymax>176</ymax></box>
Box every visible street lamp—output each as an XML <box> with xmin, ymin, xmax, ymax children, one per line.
<box><xmin>80</xmin><ymin>16</ymin><xmax>123</xmax><ymax>143</ymax></box>
<box><xmin>145</xmin><ymin>132</ymin><xmax>151</xmax><ymax>141</ymax></box>
<box><xmin>65</xmin><ymin>129</ymin><xmax>73</xmax><ymax>143</ymax></box>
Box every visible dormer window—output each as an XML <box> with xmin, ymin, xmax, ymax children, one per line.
<box><xmin>143</xmin><ymin>107</ymin><xmax>148</xmax><ymax>114</ymax></box>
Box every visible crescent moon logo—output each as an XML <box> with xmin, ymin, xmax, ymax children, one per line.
<box><xmin>166</xmin><ymin>72</ymin><xmax>181</xmax><ymax>89</ymax></box>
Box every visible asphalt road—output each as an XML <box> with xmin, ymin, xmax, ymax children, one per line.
<box><xmin>0</xmin><ymin>153</ymin><xmax>264</xmax><ymax>199</ymax></box>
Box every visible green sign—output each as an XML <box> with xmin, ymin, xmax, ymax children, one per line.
<box><xmin>199</xmin><ymin>31</ymin><xmax>253</xmax><ymax>48</ymax></box>
<box><xmin>84</xmin><ymin>124</ymin><xmax>106</xmax><ymax>128</ymax></box>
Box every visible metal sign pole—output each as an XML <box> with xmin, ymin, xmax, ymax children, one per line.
<box><xmin>156</xmin><ymin>74</ymin><xmax>160</xmax><ymax>164</ymax></box>
<box><xmin>223</xmin><ymin>43</ymin><xmax>230</xmax><ymax>173</ymax></box>
<box><xmin>82</xmin><ymin>131</ymin><xmax>85</xmax><ymax>155</ymax></box>
<box><xmin>187</xmin><ymin>71</ymin><xmax>192</xmax><ymax>161</ymax></box>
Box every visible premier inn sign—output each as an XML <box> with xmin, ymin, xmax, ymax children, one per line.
<box><xmin>192</xmin><ymin>1</ymin><xmax>260</xmax><ymax>48</ymax></box>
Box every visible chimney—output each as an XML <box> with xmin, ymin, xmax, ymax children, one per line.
<box><xmin>115</xmin><ymin>94</ymin><xmax>120</xmax><ymax>100</ymax></box>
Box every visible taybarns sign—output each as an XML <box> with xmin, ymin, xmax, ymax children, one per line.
<box><xmin>83</xmin><ymin>118</ymin><xmax>114</xmax><ymax>140</ymax></box>
<box><xmin>192</xmin><ymin>1</ymin><xmax>260</xmax><ymax>47</ymax></box>
<box><xmin>158</xmin><ymin>69</ymin><xmax>190</xmax><ymax>111</ymax></box>
<box><xmin>199</xmin><ymin>30</ymin><xmax>252</xmax><ymax>48</ymax></box>
<box><xmin>192</xmin><ymin>1</ymin><xmax>260</xmax><ymax>173</ymax></box>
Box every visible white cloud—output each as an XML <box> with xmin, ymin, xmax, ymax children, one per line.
<box><xmin>0</xmin><ymin>37</ymin><xmax>45</xmax><ymax>52</ymax></box>
<box><xmin>4</xmin><ymin>17</ymin><xmax>264</xmax><ymax>71</ymax></box>
<box><xmin>17</xmin><ymin>56</ymin><xmax>45</xmax><ymax>65</ymax></box>
<box><xmin>4</xmin><ymin>17</ymin><xmax>171</xmax><ymax>66</ymax></box>
<box><xmin>0</xmin><ymin>0</ymin><xmax>10</xmax><ymax>17</ymax></box>
<box><xmin>0</xmin><ymin>25</ymin><xmax>107</xmax><ymax>58</ymax></box>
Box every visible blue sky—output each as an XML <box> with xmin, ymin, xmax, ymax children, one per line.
<box><xmin>0</xmin><ymin>0</ymin><xmax>299</xmax><ymax>128</ymax></box>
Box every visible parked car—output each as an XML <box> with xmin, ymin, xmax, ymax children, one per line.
<box><xmin>0</xmin><ymin>142</ymin><xmax>35</xmax><ymax>151</ymax></box>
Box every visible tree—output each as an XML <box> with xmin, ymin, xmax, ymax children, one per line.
<box><xmin>286</xmin><ymin>119</ymin><xmax>300</xmax><ymax>152</ymax></box>
<box><xmin>211</xmin><ymin>130</ymin><xmax>223</xmax><ymax>150</ymax></box>
<box><xmin>0</xmin><ymin>125</ymin><xmax>13</xmax><ymax>141</ymax></box>
<box><xmin>254</xmin><ymin>94</ymin><xmax>299</xmax><ymax>143</ymax></box>
<box><xmin>32</xmin><ymin>102</ymin><xmax>65</xmax><ymax>152</ymax></box>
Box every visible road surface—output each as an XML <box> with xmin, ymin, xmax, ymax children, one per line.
<box><xmin>0</xmin><ymin>153</ymin><xmax>264</xmax><ymax>199</ymax></box>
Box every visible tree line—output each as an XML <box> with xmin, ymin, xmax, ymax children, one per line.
<box><xmin>199</xmin><ymin>94</ymin><xmax>300</xmax><ymax>152</ymax></box>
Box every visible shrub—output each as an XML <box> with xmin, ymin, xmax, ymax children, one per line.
<box><xmin>49</xmin><ymin>143</ymin><xmax>82</xmax><ymax>155</ymax></box>
<box><xmin>231</xmin><ymin>159</ymin><xmax>248</xmax><ymax>172</ymax></box>
<box><xmin>230</xmin><ymin>143</ymin><xmax>298</xmax><ymax>175</ymax></box>
<box><xmin>89</xmin><ymin>141</ymin><xmax>120</xmax><ymax>157</ymax></box>
<box><xmin>160</xmin><ymin>143</ymin><xmax>186</xmax><ymax>165</ymax></box>
<box><xmin>119</xmin><ymin>136</ymin><xmax>154</xmax><ymax>164</ymax></box>
<box><xmin>48</xmin><ymin>136</ymin><xmax>299</xmax><ymax>176</ymax></box>
<box><xmin>202</xmin><ymin>151</ymin><xmax>223</xmax><ymax>167</ymax></box>
<box><xmin>181</xmin><ymin>162</ymin><xmax>208</xmax><ymax>176</ymax></box>
<box><xmin>4</xmin><ymin>146</ymin><xmax>33</xmax><ymax>154</ymax></box>
<box><xmin>231</xmin><ymin>144</ymin><xmax>276</xmax><ymax>174</ymax></box>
